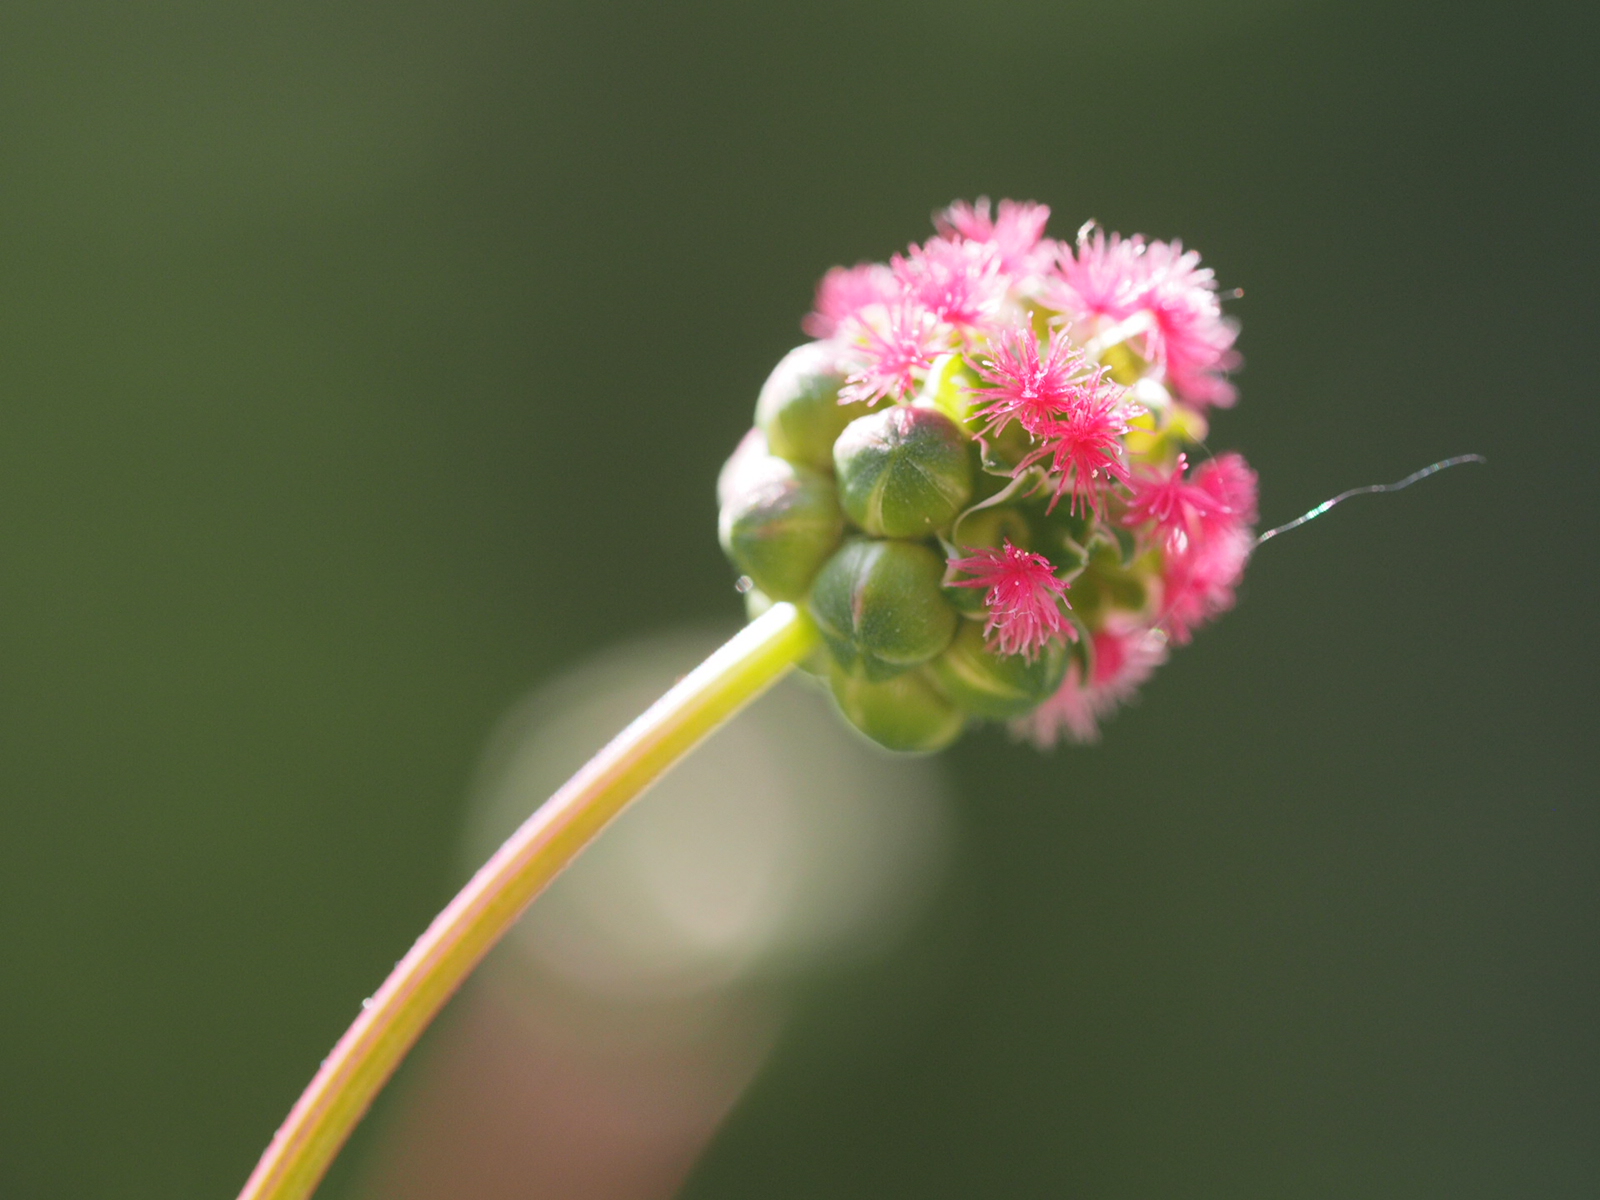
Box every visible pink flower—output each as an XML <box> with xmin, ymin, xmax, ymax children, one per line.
<box><xmin>1045</xmin><ymin>226</ymin><xmax>1150</xmax><ymax>321</ymax></box>
<box><xmin>837</xmin><ymin>302</ymin><xmax>949</xmax><ymax>405</ymax></box>
<box><xmin>934</xmin><ymin>197</ymin><xmax>1056</xmax><ymax>279</ymax></box>
<box><xmin>947</xmin><ymin>540</ymin><xmax>1076</xmax><ymax>661</ymax></box>
<box><xmin>1155</xmin><ymin>451</ymin><xmax>1257</xmax><ymax>641</ymax></box>
<box><xmin>890</xmin><ymin>237</ymin><xmax>1007</xmax><ymax>329</ymax></box>
<box><xmin>1123</xmin><ymin>452</ymin><xmax>1219</xmax><ymax>552</ymax></box>
<box><xmin>1160</xmin><ymin>524</ymin><xmax>1254</xmax><ymax>644</ymax></box>
<box><xmin>970</xmin><ymin>327</ymin><xmax>1105</xmax><ymax>439</ymax></box>
<box><xmin>1018</xmin><ymin>385</ymin><xmax>1140</xmax><ymax>516</ymax></box>
<box><xmin>802</xmin><ymin>262</ymin><xmax>899</xmax><ymax>339</ymax></box>
<box><xmin>1138</xmin><ymin>240</ymin><xmax>1240</xmax><ymax>408</ymax></box>
<box><xmin>1046</xmin><ymin>227</ymin><xmax>1240</xmax><ymax>407</ymax></box>
<box><xmin>1011</xmin><ymin>617</ymin><xmax>1169</xmax><ymax>746</ymax></box>
<box><xmin>1191</xmin><ymin>452</ymin><xmax>1258</xmax><ymax>528</ymax></box>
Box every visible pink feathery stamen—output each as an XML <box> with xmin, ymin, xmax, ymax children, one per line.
<box><xmin>1160</xmin><ymin>525</ymin><xmax>1254</xmax><ymax>644</ymax></box>
<box><xmin>947</xmin><ymin>540</ymin><xmax>1075</xmax><ymax>661</ymax></box>
<box><xmin>1044</xmin><ymin>226</ymin><xmax>1150</xmax><ymax>323</ymax></box>
<box><xmin>803</xmin><ymin>262</ymin><xmax>900</xmax><ymax>339</ymax></box>
<box><xmin>935</xmin><ymin>197</ymin><xmax>1056</xmax><ymax>279</ymax></box>
<box><xmin>1011</xmin><ymin>617</ymin><xmax>1169</xmax><ymax>746</ymax></box>
<box><xmin>970</xmin><ymin>326</ymin><xmax>1103</xmax><ymax>441</ymax></box>
<box><xmin>837</xmin><ymin>302</ymin><xmax>949</xmax><ymax>406</ymax></box>
<box><xmin>1018</xmin><ymin>387</ymin><xmax>1140</xmax><ymax>516</ymax></box>
<box><xmin>1138</xmin><ymin>240</ymin><xmax>1240</xmax><ymax>408</ymax></box>
<box><xmin>1191</xmin><ymin>452</ymin><xmax>1258</xmax><ymax>528</ymax></box>
<box><xmin>1123</xmin><ymin>453</ymin><xmax>1218</xmax><ymax>552</ymax></box>
<box><xmin>1044</xmin><ymin>227</ymin><xmax>1240</xmax><ymax>407</ymax></box>
<box><xmin>1155</xmin><ymin>450</ymin><xmax>1258</xmax><ymax>641</ymax></box>
<box><xmin>890</xmin><ymin>237</ymin><xmax>1007</xmax><ymax>329</ymax></box>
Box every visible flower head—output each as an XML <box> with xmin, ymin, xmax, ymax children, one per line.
<box><xmin>947</xmin><ymin>540</ymin><xmax>1075</xmax><ymax>661</ymax></box>
<box><xmin>1045</xmin><ymin>226</ymin><xmax>1151</xmax><ymax>322</ymax></box>
<box><xmin>1123</xmin><ymin>452</ymin><xmax>1218</xmax><ymax>552</ymax></box>
<box><xmin>1046</xmin><ymin>226</ymin><xmax>1239</xmax><ymax>407</ymax></box>
<box><xmin>1191</xmin><ymin>452</ymin><xmax>1258</xmax><ymax>527</ymax></box>
<box><xmin>1138</xmin><ymin>240</ymin><xmax>1240</xmax><ymax>407</ymax></box>
<box><xmin>719</xmin><ymin>198</ymin><xmax>1259</xmax><ymax>753</ymax></box>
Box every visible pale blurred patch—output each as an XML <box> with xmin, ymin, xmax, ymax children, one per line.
<box><xmin>354</xmin><ymin>625</ymin><xmax>952</xmax><ymax>1200</ymax></box>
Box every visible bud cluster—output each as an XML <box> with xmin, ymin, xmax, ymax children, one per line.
<box><xmin>719</xmin><ymin>199</ymin><xmax>1258</xmax><ymax>752</ymax></box>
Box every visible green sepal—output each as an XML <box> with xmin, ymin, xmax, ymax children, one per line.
<box><xmin>929</xmin><ymin>621</ymin><xmax>1070</xmax><ymax>720</ymax></box>
<box><xmin>949</xmin><ymin>469</ymin><xmax>1046</xmax><ymax>549</ymax></box>
<box><xmin>977</xmin><ymin>420</ymin><xmax>1036</xmax><ymax>476</ymax></box>
<box><xmin>827</xmin><ymin>660</ymin><xmax>967</xmax><ymax>754</ymax></box>
<box><xmin>808</xmin><ymin>538</ymin><xmax>958</xmax><ymax>680</ymax></box>
<box><xmin>1069</xmin><ymin>543</ymin><xmax>1152</xmax><ymax>621</ymax></box>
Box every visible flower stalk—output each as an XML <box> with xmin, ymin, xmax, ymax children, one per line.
<box><xmin>236</xmin><ymin>602</ymin><xmax>819</xmax><ymax>1200</ymax></box>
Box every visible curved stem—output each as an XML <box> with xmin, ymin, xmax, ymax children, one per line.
<box><xmin>237</xmin><ymin>602</ymin><xmax>819</xmax><ymax>1200</ymax></box>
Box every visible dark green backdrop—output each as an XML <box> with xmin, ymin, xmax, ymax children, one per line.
<box><xmin>0</xmin><ymin>1</ymin><xmax>1594</xmax><ymax>1196</ymax></box>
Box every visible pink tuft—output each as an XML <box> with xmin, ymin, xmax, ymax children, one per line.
<box><xmin>1045</xmin><ymin>226</ymin><xmax>1150</xmax><ymax>322</ymax></box>
<box><xmin>803</xmin><ymin>262</ymin><xmax>900</xmax><ymax>339</ymax></box>
<box><xmin>1138</xmin><ymin>240</ymin><xmax>1240</xmax><ymax>408</ymax></box>
<box><xmin>947</xmin><ymin>540</ymin><xmax>1076</xmax><ymax>661</ymax></box>
<box><xmin>890</xmin><ymin>237</ymin><xmax>1008</xmax><ymax>329</ymax></box>
<box><xmin>1018</xmin><ymin>385</ymin><xmax>1140</xmax><ymax>516</ymax></box>
<box><xmin>1122</xmin><ymin>452</ymin><xmax>1219</xmax><ymax>553</ymax></box>
<box><xmin>1011</xmin><ymin>617</ymin><xmax>1168</xmax><ymax>746</ymax></box>
<box><xmin>935</xmin><ymin>197</ymin><xmax>1056</xmax><ymax>279</ymax></box>
<box><xmin>837</xmin><ymin>302</ymin><xmax>950</xmax><ymax>406</ymax></box>
<box><xmin>1160</xmin><ymin>523</ymin><xmax>1255</xmax><ymax>644</ymax></box>
<box><xmin>1046</xmin><ymin>227</ymin><xmax>1240</xmax><ymax>408</ymax></box>
<box><xmin>971</xmin><ymin>327</ymin><xmax>1103</xmax><ymax>440</ymax></box>
<box><xmin>1191</xmin><ymin>452</ymin><xmax>1258</xmax><ymax>528</ymax></box>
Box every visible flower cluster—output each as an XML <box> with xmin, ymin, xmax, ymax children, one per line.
<box><xmin>719</xmin><ymin>199</ymin><xmax>1256</xmax><ymax>752</ymax></box>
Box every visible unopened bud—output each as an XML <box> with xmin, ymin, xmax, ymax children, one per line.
<box><xmin>833</xmin><ymin>406</ymin><xmax>974</xmax><ymax>538</ymax></box>
<box><xmin>809</xmin><ymin>538</ymin><xmax>958</xmax><ymax>679</ymax></box>
<box><xmin>755</xmin><ymin>343</ymin><xmax>862</xmax><ymax>473</ymax></box>
<box><xmin>930</xmin><ymin>620</ymin><xmax>1069</xmax><ymax>720</ymax></box>
<box><xmin>827</xmin><ymin>661</ymin><xmax>966</xmax><ymax>754</ymax></box>
<box><xmin>718</xmin><ymin>454</ymin><xmax>844</xmax><ymax>601</ymax></box>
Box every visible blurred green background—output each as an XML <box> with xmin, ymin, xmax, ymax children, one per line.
<box><xmin>1</xmin><ymin>0</ymin><xmax>1595</xmax><ymax>1196</ymax></box>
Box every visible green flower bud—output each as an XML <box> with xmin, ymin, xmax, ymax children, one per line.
<box><xmin>754</xmin><ymin>343</ymin><xmax>863</xmax><ymax>473</ymax></box>
<box><xmin>929</xmin><ymin>620</ymin><xmax>1069</xmax><ymax>720</ymax></box>
<box><xmin>833</xmin><ymin>406</ymin><xmax>974</xmax><ymax>538</ymax></box>
<box><xmin>809</xmin><ymin>538</ymin><xmax>958</xmax><ymax>680</ymax></box>
<box><xmin>718</xmin><ymin>454</ymin><xmax>844</xmax><ymax>601</ymax></box>
<box><xmin>827</xmin><ymin>660</ymin><xmax>966</xmax><ymax>754</ymax></box>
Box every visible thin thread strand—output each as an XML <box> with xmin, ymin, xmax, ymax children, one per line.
<box><xmin>1255</xmin><ymin>454</ymin><xmax>1486</xmax><ymax>546</ymax></box>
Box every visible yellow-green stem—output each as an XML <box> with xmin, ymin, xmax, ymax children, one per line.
<box><xmin>237</xmin><ymin>602</ymin><xmax>819</xmax><ymax>1200</ymax></box>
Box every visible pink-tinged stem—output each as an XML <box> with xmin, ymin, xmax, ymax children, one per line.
<box><xmin>237</xmin><ymin>602</ymin><xmax>819</xmax><ymax>1200</ymax></box>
